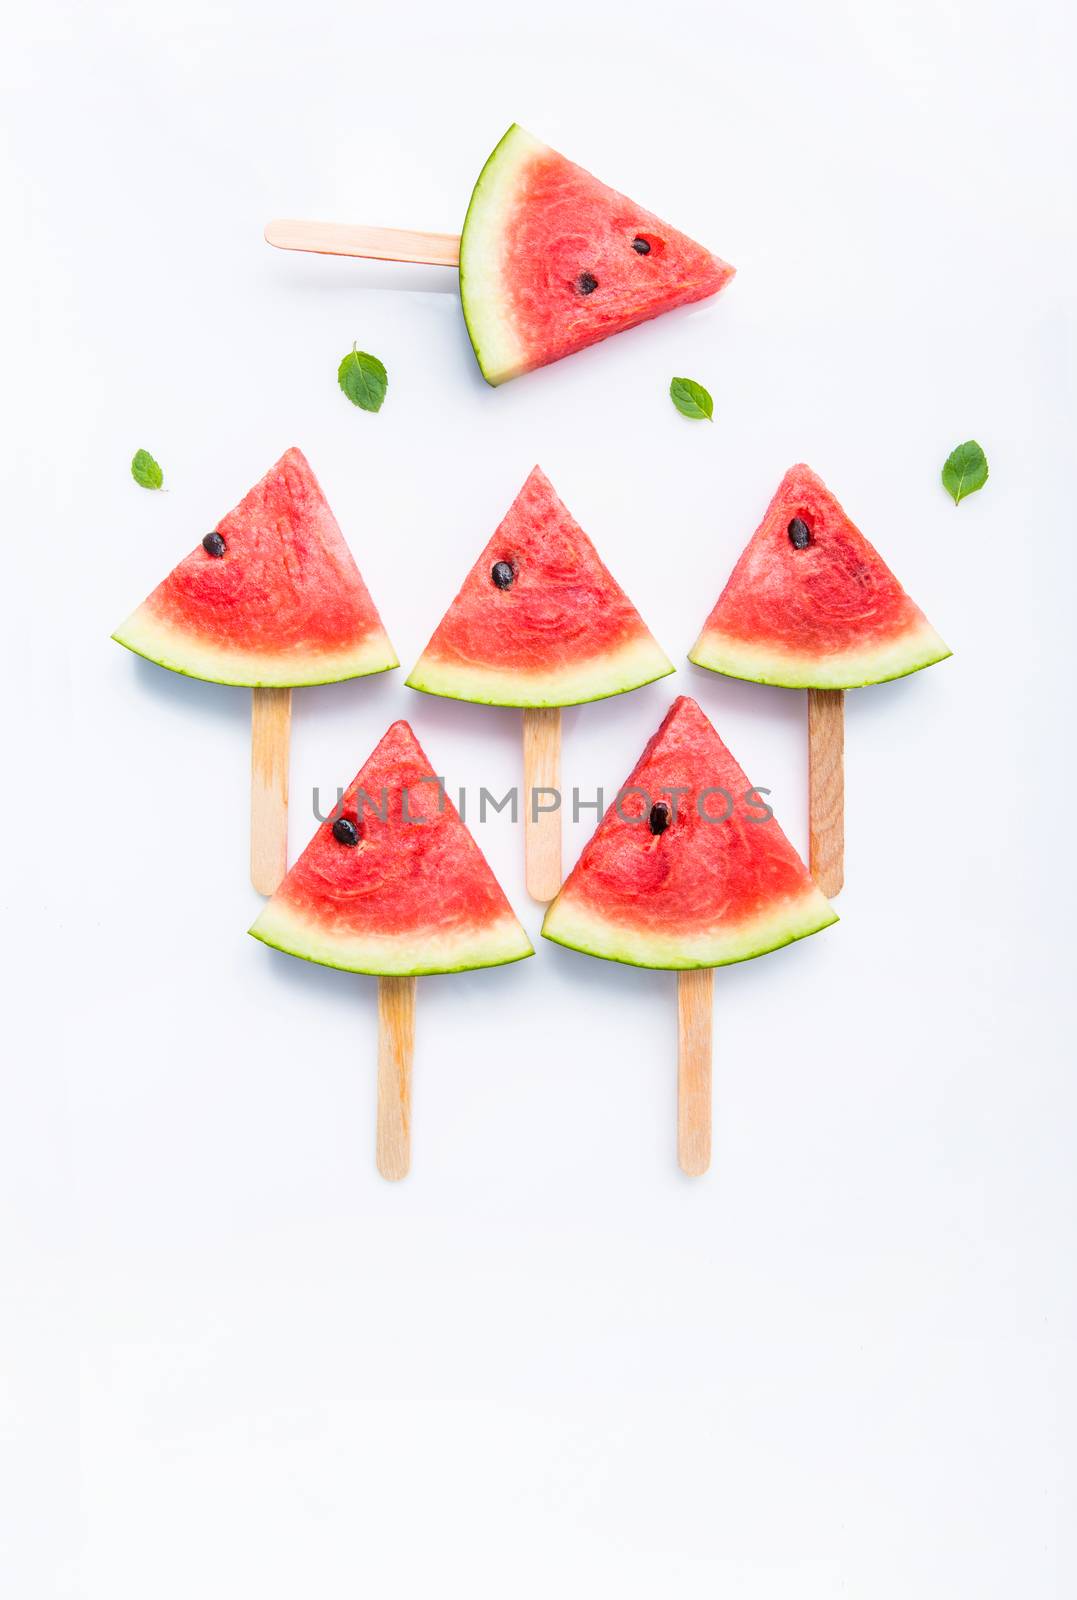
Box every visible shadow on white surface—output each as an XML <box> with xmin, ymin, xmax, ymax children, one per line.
<box><xmin>126</xmin><ymin>652</ymin><xmax>252</xmax><ymax>730</ymax></box>
<box><xmin>246</xmin><ymin>932</ymin><xmax>380</xmax><ymax>1014</ymax></box>
<box><xmin>265</xmin><ymin>257</ymin><xmax>460</xmax><ymax>298</ymax></box>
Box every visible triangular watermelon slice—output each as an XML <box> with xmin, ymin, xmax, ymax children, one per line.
<box><xmin>406</xmin><ymin>466</ymin><xmax>673</xmax><ymax>707</ymax></box>
<box><xmin>250</xmin><ymin>720</ymin><xmax>533</xmax><ymax>976</ymax></box>
<box><xmin>460</xmin><ymin>126</ymin><xmax>735</xmax><ymax>385</ymax></box>
<box><xmin>542</xmin><ymin>696</ymin><xmax>837</xmax><ymax>969</ymax></box>
<box><xmin>113</xmin><ymin>447</ymin><xmax>398</xmax><ymax>687</ymax></box>
<box><xmin>689</xmin><ymin>464</ymin><xmax>951</xmax><ymax>689</ymax></box>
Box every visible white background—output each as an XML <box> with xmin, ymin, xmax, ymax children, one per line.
<box><xmin>4</xmin><ymin>1</ymin><xmax>1075</xmax><ymax>1594</ymax></box>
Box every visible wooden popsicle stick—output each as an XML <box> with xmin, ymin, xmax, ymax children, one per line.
<box><xmin>522</xmin><ymin>707</ymin><xmax>562</xmax><ymax>903</ymax></box>
<box><xmin>250</xmin><ymin>687</ymin><xmax>292</xmax><ymax>895</ymax></box>
<box><xmin>265</xmin><ymin>219</ymin><xmax>460</xmax><ymax>267</ymax></box>
<box><xmin>807</xmin><ymin>688</ymin><xmax>845</xmax><ymax>898</ymax></box>
<box><xmin>677</xmin><ymin>969</ymin><xmax>713</xmax><ymax>1177</ymax></box>
<box><xmin>377</xmin><ymin>976</ymin><xmax>416</xmax><ymax>1181</ymax></box>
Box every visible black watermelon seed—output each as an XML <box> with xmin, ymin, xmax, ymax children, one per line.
<box><xmin>202</xmin><ymin>530</ymin><xmax>226</xmax><ymax>557</ymax></box>
<box><xmin>332</xmin><ymin>817</ymin><xmax>359</xmax><ymax>846</ymax></box>
<box><xmin>632</xmin><ymin>237</ymin><xmax>651</xmax><ymax>254</ymax></box>
<box><xmin>491</xmin><ymin>560</ymin><xmax>515</xmax><ymax>590</ymax></box>
<box><xmin>649</xmin><ymin>801</ymin><xmax>671</xmax><ymax>835</ymax></box>
<box><xmin>787</xmin><ymin>517</ymin><xmax>811</xmax><ymax>550</ymax></box>
<box><xmin>576</xmin><ymin>272</ymin><xmax>598</xmax><ymax>295</ymax></box>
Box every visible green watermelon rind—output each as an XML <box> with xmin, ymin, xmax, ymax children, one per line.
<box><xmin>688</xmin><ymin>620</ymin><xmax>952</xmax><ymax>691</ymax></box>
<box><xmin>249</xmin><ymin>900</ymin><xmax>535</xmax><ymax>978</ymax></box>
<box><xmin>112</xmin><ymin>603</ymin><xmax>400</xmax><ymax>689</ymax></box>
<box><xmin>459</xmin><ymin>124</ymin><xmax>543</xmax><ymax>386</ymax></box>
<box><xmin>541</xmin><ymin>884</ymin><xmax>838</xmax><ymax>971</ymax></box>
<box><xmin>405</xmin><ymin>634</ymin><xmax>675</xmax><ymax>709</ymax></box>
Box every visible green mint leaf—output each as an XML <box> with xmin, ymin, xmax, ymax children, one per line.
<box><xmin>338</xmin><ymin>346</ymin><xmax>388</xmax><ymax>413</ymax></box>
<box><xmin>941</xmin><ymin>440</ymin><xmax>988</xmax><ymax>505</ymax></box>
<box><xmin>131</xmin><ymin>449</ymin><xmax>164</xmax><ymax>490</ymax></box>
<box><xmin>669</xmin><ymin>376</ymin><xmax>714</xmax><ymax>421</ymax></box>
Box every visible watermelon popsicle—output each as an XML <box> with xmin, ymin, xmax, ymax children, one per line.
<box><xmin>249</xmin><ymin>720</ymin><xmax>533</xmax><ymax>1179</ymax></box>
<box><xmin>689</xmin><ymin>465</ymin><xmax>952</xmax><ymax>895</ymax></box>
<box><xmin>542</xmin><ymin>696</ymin><xmax>838</xmax><ymax>1174</ymax></box>
<box><xmin>112</xmin><ymin>448</ymin><xmax>398</xmax><ymax>894</ymax></box>
<box><xmin>405</xmin><ymin>465</ymin><xmax>674</xmax><ymax>902</ymax></box>
<box><xmin>265</xmin><ymin>124</ymin><xmax>735</xmax><ymax>384</ymax></box>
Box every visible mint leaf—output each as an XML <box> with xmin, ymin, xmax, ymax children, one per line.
<box><xmin>338</xmin><ymin>346</ymin><xmax>387</xmax><ymax>413</ymax></box>
<box><xmin>131</xmin><ymin>449</ymin><xmax>163</xmax><ymax>490</ymax></box>
<box><xmin>941</xmin><ymin>440</ymin><xmax>988</xmax><ymax>505</ymax></box>
<box><xmin>669</xmin><ymin>376</ymin><xmax>714</xmax><ymax>421</ymax></box>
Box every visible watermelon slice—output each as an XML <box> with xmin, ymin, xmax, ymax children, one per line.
<box><xmin>689</xmin><ymin>464</ymin><xmax>951</xmax><ymax>689</ymax></box>
<box><xmin>113</xmin><ymin>448</ymin><xmax>398</xmax><ymax>687</ymax></box>
<box><xmin>250</xmin><ymin>720</ymin><xmax>533</xmax><ymax>976</ymax></box>
<box><xmin>542</xmin><ymin>696</ymin><xmax>837</xmax><ymax>969</ymax></box>
<box><xmin>406</xmin><ymin>466</ymin><xmax>673</xmax><ymax>707</ymax></box>
<box><xmin>460</xmin><ymin>125</ymin><xmax>735</xmax><ymax>385</ymax></box>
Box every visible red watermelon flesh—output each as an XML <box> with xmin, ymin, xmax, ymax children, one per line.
<box><xmin>460</xmin><ymin>126</ymin><xmax>735</xmax><ymax>384</ymax></box>
<box><xmin>249</xmin><ymin>720</ymin><xmax>533</xmax><ymax>976</ymax></box>
<box><xmin>542</xmin><ymin>696</ymin><xmax>836</xmax><ymax>969</ymax></box>
<box><xmin>113</xmin><ymin>447</ymin><xmax>398</xmax><ymax>687</ymax></box>
<box><xmin>406</xmin><ymin>466</ymin><xmax>673</xmax><ymax>707</ymax></box>
<box><xmin>690</xmin><ymin>464</ymin><xmax>951</xmax><ymax>689</ymax></box>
